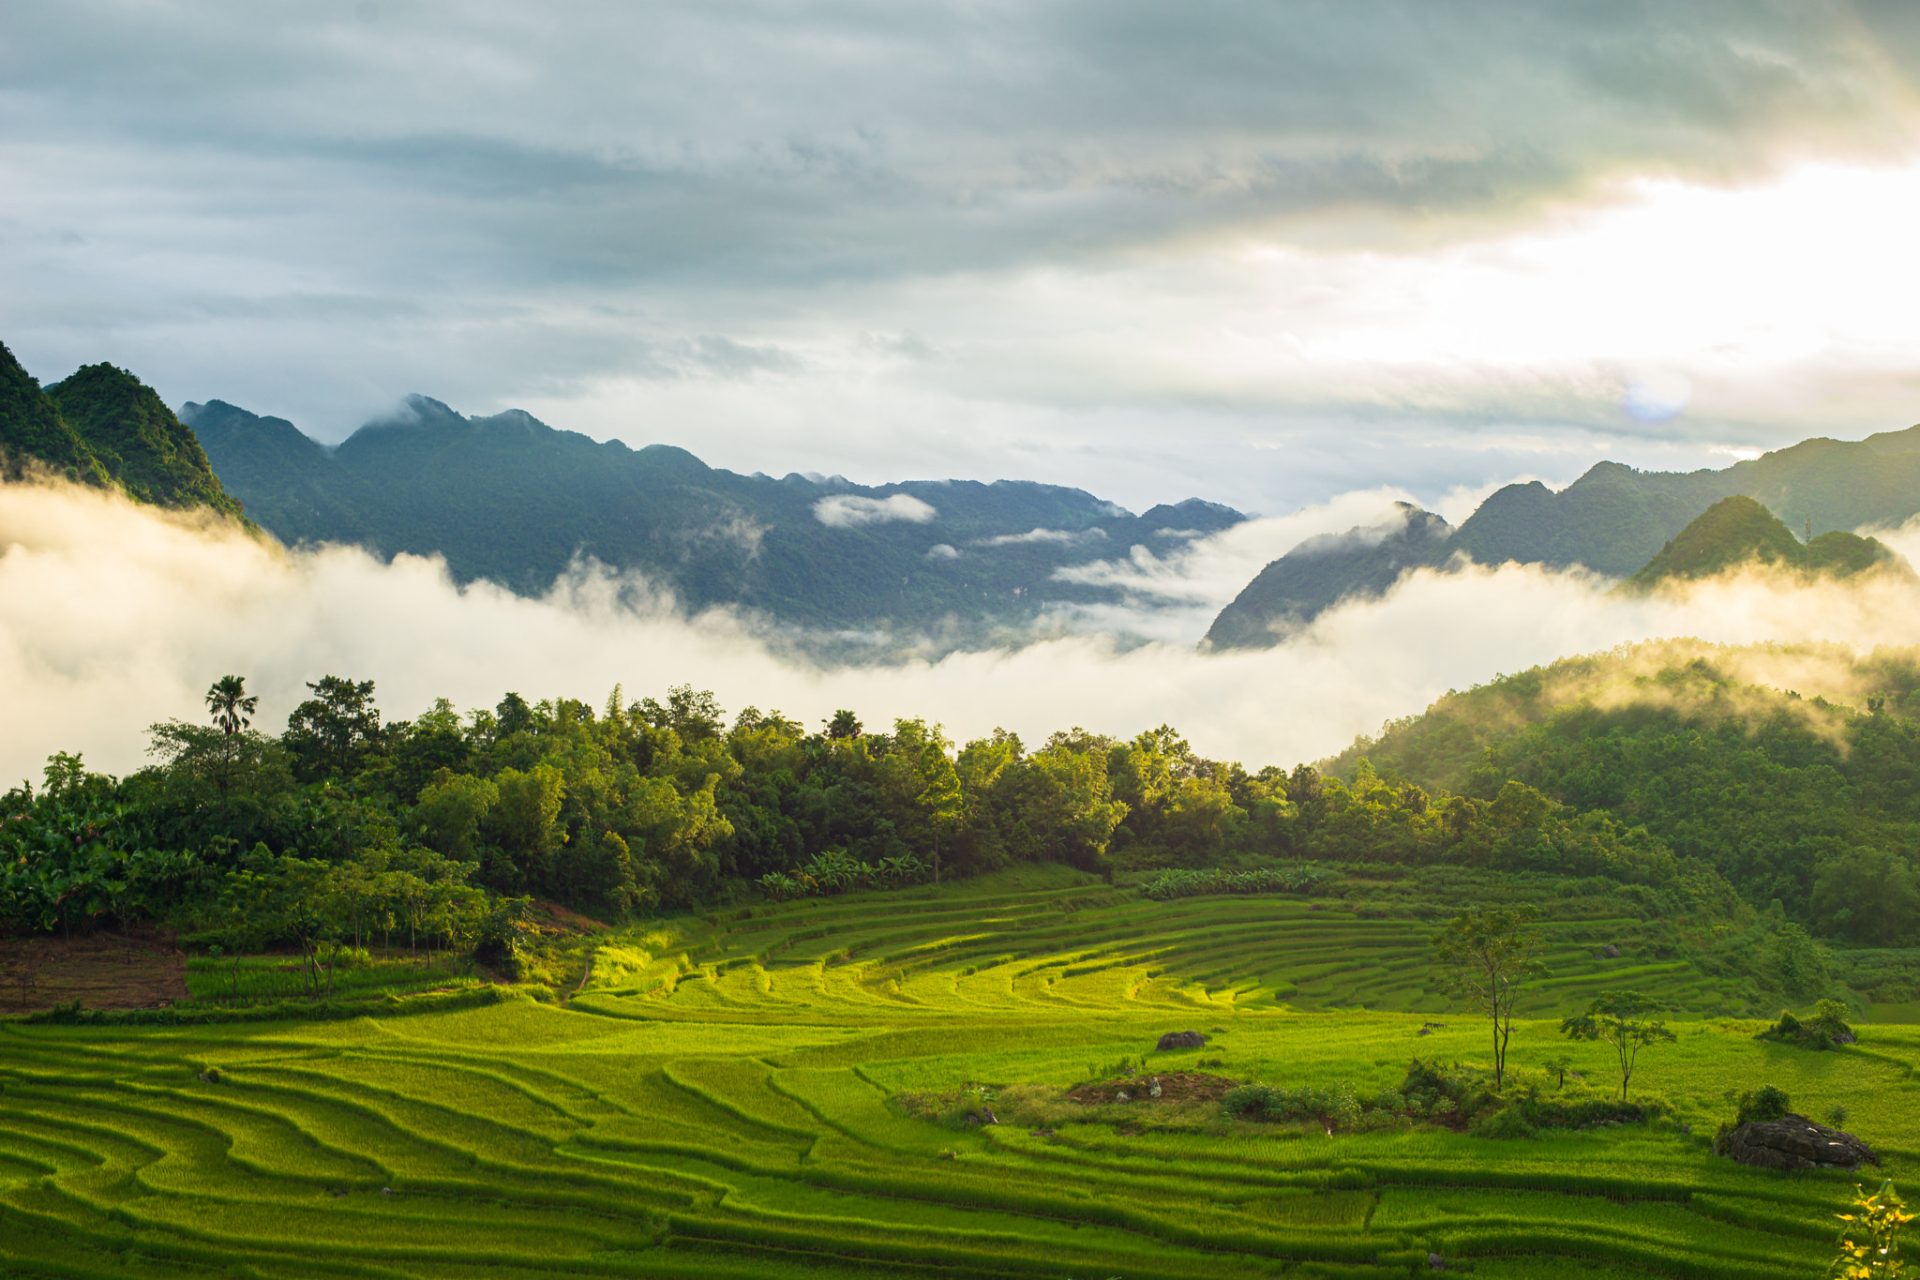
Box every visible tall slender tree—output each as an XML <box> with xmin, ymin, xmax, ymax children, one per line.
<box><xmin>1434</xmin><ymin>905</ymin><xmax>1541</xmax><ymax>1090</ymax></box>
<box><xmin>205</xmin><ymin>674</ymin><xmax>258</xmax><ymax>736</ymax></box>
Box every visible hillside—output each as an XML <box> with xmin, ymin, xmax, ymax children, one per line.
<box><xmin>0</xmin><ymin>343</ymin><xmax>245</xmax><ymax>521</ymax></box>
<box><xmin>1204</xmin><ymin>504</ymin><xmax>1453</xmax><ymax>649</ymax></box>
<box><xmin>1625</xmin><ymin>495</ymin><xmax>1904</xmax><ymax>589</ymax></box>
<box><xmin>189</xmin><ymin>396</ymin><xmax>1242</xmax><ymax>637</ymax></box>
<box><xmin>6</xmin><ymin>865</ymin><xmax>1910</xmax><ymax>1280</ymax></box>
<box><xmin>1210</xmin><ymin>424</ymin><xmax>1920</xmax><ymax>646</ymax></box>
<box><xmin>1329</xmin><ymin>640</ymin><xmax>1920</xmax><ymax>944</ymax></box>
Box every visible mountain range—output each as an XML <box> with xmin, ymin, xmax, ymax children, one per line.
<box><xmin>9</xmin><ymin>335</ymin><xmax>1920</xmax><ymax>652</ymax></box>
<box><xmin>182</xmin><ymin>396</ymin><xmax>1241</xmax><ymax>640</ymax></box>
<box><xmin>1205</xmin><ymin>425</ymin><xmax>1920</xmax><ymax>648</ymax></box>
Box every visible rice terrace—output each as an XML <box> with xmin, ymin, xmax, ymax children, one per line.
<box><xmin>15</xmin><ymin>4</ymin><xmax>1920</xmax><ymax>1279</ymax></box>
<box><xmin>4</xmin><ymin>862</ymin><xmax>1915</xmax><ymax>1279</ymax></box>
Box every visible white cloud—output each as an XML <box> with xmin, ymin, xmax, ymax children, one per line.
<box><xmin>924</xmin><ymin>543</ymin><xmax>959</xmax><ymax>561</ymax></box>
<box><xmin>11</xmin><ymin>478</ymin><xmax>1920</xmax><ymax>787</ymax></box>
<box><xmin>811</xmin><ymin>493</ymin><xmax>937</xmax><ymax>528</ymax></box>
<box><xmin>975</xmin><ymin>527</ymin><xmax>1106</xmax><ymax>548</ymax></box>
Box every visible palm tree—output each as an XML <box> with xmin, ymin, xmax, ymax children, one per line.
<box><xmin>205</xmin><ymin>675</ymin><xmax>258</xmax><ymax>737</ymax></box>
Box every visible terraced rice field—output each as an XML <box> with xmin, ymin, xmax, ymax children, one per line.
<box><xmin>3</xmin><ymin>867</ymin><xmax>1915</xmax><ymax>1278</ymax></box>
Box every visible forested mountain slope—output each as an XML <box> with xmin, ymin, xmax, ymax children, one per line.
<box><xmin>0</xmin><ymin>342</ymin><xmax>244</xmax><ymax>521</ymax></box>
<box><xmin>1626</xmin><ymin>495</ymin><xmax>1904</xmax><ymax>589</ymax></box>
<box><xmin>188</xmin><ymin>396</ymin><xmax>1242</xmax><ymax>635</ymax></box>
<box><xmin>1329</xmin><ymin>640</ymin><xmax>1920</xmax><ymax>944</ymax></box>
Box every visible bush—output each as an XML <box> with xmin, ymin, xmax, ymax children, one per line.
<box><xmin>1471</xmin><ymin>1106</ymin><xmax>1537</xmax><ymax>1140</ymax></box>
<box><xmin>1139</xmin><ymin>864</ymin><xmax>1332</xmax><ymax>901</ymax></box>
<box><xmin>1757</xmin><ymin>999</ymin><xmax>1855</xmax><ymax>1050</ymax></box>
<box><xmin>1222</xmin><ymin>1082</ymin><xmax>1362</xmax><ymax>1129</ymax></box>
<box><xmin>1735</xmin><ymin>1085</ymin><xmax>1792</xmax><ymax>1126</ymax></box>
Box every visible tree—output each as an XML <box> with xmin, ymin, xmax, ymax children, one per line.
<box><xmin>1433</xmin><ymin>905</ymin><xmax>1540</xmax><ymax>1090</ymax></box>
<box><xmin>825</xmin><ymin>709</ymin><xmax>863</xmax><ymax>741</ymax></box>
<box><xmin>1560</xmin><ymin>990</ymin><xmax>1676</xmax><ymax>1102</ymax></box>
<box><xmin>1832</xmin><ymin>1180</ymin><xmax>1912</xmax><ymax>1279</ymax></box>
<box><xmin>284</xmin><ymin>675</ymin><xmax>384</xmax><ymax>782</ymax></box>
<box><xmin>205</xmin><ymin>675</ymin><xmax>259</xmax><ymax>737</ymax></box>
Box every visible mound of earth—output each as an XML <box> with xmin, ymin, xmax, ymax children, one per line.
<box><xmin>1067</xmin><ymin>1072</ymin><xmax>1237</xmax><ymax>1105</ymax></box>
<box><xmin>1157</xmin><ymin>1030</ymin><xmax>1207</xmax><ymax>1050</ymax></box>
<box><xmin>1716</xmin><ymin>1114</ymin><xmax>1878</xmax><ymax>1171</ymax></box>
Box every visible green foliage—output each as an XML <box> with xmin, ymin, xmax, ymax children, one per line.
<box><xmin>1561</xmin><ymin>991</ymin><xmax>1677</xmax><ymax>1102</ymax></box>
<box><xmin>1758</xmin><ymin>999</ymin><xmax>1856</xmax><ymax>1050</ymax></box>
<box><xmin>1330</xmin><ymin>641</ymin><xmax>1920</xmax><ymax>944</ymax></box>
<box><xmin>35</xmin><ymin>358</ymin><xmax>247</xmax><ymax>518</ymax></box>
<box><xmin>1734</xmin><ymin>1085</ymin><xmax>1793</xmax><ymax>1126</ymax></box>
<box><xmin>1833</xmin><ymin>1181</ymin><xmax>1913</xmax><ymax>1279</ymax></box>
<box><xmin>1137</xmin><ymin>864</ymin><xmax>1330</xmax><ymax>899</ymax></box>
<box><xmin>1624</xmin><ymin>496</ymin><xmax>1897</xmax><ymax>590</ymax></box>
<box><xmin>1434</xmin><ymin>905</ymin><xmax>1541</xmax><ymax>1088</ymax></box>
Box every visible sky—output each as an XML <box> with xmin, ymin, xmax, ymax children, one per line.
<box><xmin>8</xmin><ymin>2</ymin><xmax>1920</xmax><ymax>514</ymax></box>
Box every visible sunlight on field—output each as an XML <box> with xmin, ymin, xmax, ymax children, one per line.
<box><xmin>2</xmin><ymin>868</ymin><xmax>1912</xmax><ymax>1278</ymax></box>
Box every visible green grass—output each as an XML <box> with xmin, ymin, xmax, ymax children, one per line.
<box><xmin>2</xmin><ymin>865</ymin><xmax>1914</xmax><ymax>1278</ymax></box>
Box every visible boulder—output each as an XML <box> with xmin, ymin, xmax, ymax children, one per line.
<box><xmin>1157</xmin><ymin>1031</ymin><xmax>1207</xmax><ymax>1051</ymax></box>
<box><xmin>1596</xmin><ymin>943</ymin><xmax>1621</xmax><ymax>959</ymax></box>
<box><xmin>1717</xmin><ymin>1114</ymin><xmax>1878</xmax><ymax>1171</ymax></box>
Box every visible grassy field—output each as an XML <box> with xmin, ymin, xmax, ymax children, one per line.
<box><xmin>2</xmin><ymin>865</ymin><xmax>1915</xmax><ymax>1278</ymax></box>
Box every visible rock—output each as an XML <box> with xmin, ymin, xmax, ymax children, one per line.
<box><xmin>1596</xmin><ymin>943</ymin><xmax>1621</xmax><ymax>959</ymax></box>
<box><xmin>380</xmin><ymin>1186</ymin><xmax>395</xmax><ymax>1196</ymax></box>
<box><xmin>1717</xmin><ymin>1114</ymin><xmax>1878</xmax><ymax>1171</ymax></box>
<box><xmin>1157</xmin><ymin>1031</ymin><xmax>1207</xmax><ymax>1051</ymax></box>
<box><xmin>1114</xmin><ymin>1090</ymin><xmax>1131</xmax><ymax>1103</ymax></box>
<box><xmin>1428</xmin><ymin>1252</ymin><xmax>1447</xmax><ymax>1270</ymax></box>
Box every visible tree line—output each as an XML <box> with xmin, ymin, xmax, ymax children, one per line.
<box><xmin>2</xmin><ymin>674</ymin><xmax>1753</xmax><ymax>956</ymax></box>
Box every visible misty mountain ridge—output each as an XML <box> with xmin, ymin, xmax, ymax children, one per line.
<box><xmin>1625</xmin><ymin>495</ymin><xmax>1906</xmax><ymax>591</ymax></box>
<box><xmin>1208</xmin><ymin>423</ymin><xmax>1920</xmax><ymax>648</ymax></box>
<box><xmin>184</xmin><ymin>393</ymin><xmax>1244</xmax><ymax>641</ymax></box>
<box><xmin>1204</xmin><ymin>504</ymin><xmax>1455</xmax><ymax>650</ymax></box>
<box><xmin>0</xmin><ymin>341</ymin><xmax>246</xmax><ymax>522</ymax></box>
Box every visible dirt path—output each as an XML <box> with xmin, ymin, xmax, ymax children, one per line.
<box><xmin>0</xmin><ymin>930</ymin><xmax>188</xmax><ymax>1014</ymax></box>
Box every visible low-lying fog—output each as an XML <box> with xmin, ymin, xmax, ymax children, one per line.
<box><xmin>7</xmin><ymin>476</ymin><xmax>1920</xmax><ymax>784</ymax></box>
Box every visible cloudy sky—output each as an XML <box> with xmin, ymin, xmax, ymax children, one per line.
<box><xmin>7</xmin><ymin>1</ymin><xmax>1920</xmax><ymax>514</ymax></box>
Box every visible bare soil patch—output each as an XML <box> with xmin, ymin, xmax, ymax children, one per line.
<box><xmin>0</xmin><ymin>929</ymin><xmax>187</xmax><ymax>1014</ymax></box>
<box><xmin>1067</xmin><ymin>1072</ymin><xmax>1238</xmax><ymax>1105</ymax></box>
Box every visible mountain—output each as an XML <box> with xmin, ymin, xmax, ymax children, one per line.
<box><xmin>1321</xmin><ymin>639</ymin><xmax>1920</xmax><ymax>944</ymax></box>
<box><xmin>1209</xmin><ymin>423</ymin><xmax>1920</xmax><ymax>647</ymax></box>
<box><xmin>187</xmin><ymin>396</ymin><xmax>1243</xmax><ymax>637</ymax></box>
<box><xmin>1625</xmin><ymin>495</ymin><xmax>1902</xmax><ymax>590</ymax></box>
<box><xmin>1203</xmin><ymin>504</ymin><xmax>1453</xmax><ymax>649</ymax></box>
<box><xmin>0</xmin><ymin>341</ymin><xmax>110</xmax><ymax>487</ymax></box>
<box><xmin>0</xmin><ymin>343</ymin><xmax>245</xmax><ymax>521</ymax></box>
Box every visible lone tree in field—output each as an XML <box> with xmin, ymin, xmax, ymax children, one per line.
<box><xmin>1560</xmin><ymin>990</ymin><xmax>1675</xmax><ymax>1102</ymax></box>
<box><xmin>1433</xmin><ymin>905</ymin><xmax>1540</xmax><ymax>1090</ymax></box>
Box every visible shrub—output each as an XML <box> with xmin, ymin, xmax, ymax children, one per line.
<box><xmin>1471</xmin><ymin>1106</ymin><xmax>1537</xmax><ymax>1140</ymax></box>
<box><xmin>1735</xmin><ymin>1085</ymin><xmax>1792</xmax><ymax>1127</ymax></box>
<box><xmin>1758</xmin><ymin>999</ymin><xmax>1855</xmax><ymax>1049</ymax></box>
<box><xmin>1139</xmin><ymin>864</ymin><xmax>1332</xmax><ymax>901</ymax></box>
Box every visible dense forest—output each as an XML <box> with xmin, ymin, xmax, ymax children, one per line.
<box><xmin>1333</xmin><ymin>641</ymin><xmax>1920</xmax><ymax>945</ymax></box>
<box><xmin>5</xmin><ymin>668</ymin><xmax>1762</xmax><ymax>970</ymax></box>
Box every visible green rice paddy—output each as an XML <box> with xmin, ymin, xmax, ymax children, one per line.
<box><xmin>3</xmin><ymin>866</ymin><xmax>1914</xmax><ymax>1278</ymax></box>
